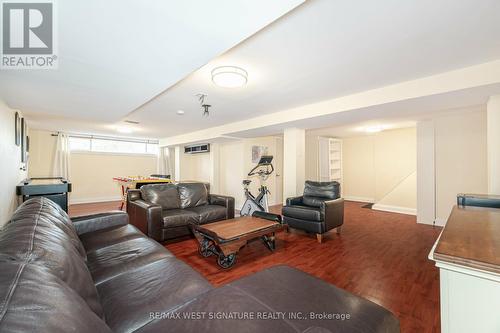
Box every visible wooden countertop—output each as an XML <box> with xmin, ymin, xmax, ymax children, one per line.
<box><xmin>434</xmin><ymin>205</ymin><xmax>500</xmax><ymax>274</ymax></box>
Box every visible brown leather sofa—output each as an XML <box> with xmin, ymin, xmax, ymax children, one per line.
<box><xmin>282</xmin><ymin>181</ymin><xmax>344</xmax><ymax>243</ymax></box>
<box><xmin>0</xmin><ymin>197</ymin><xmax>399</xmax><ymax>333</ymax></box>
<box><xmin>127</xmin><ymin>182</ymin><xmax>234</xmax><ymax>242</ymax></box>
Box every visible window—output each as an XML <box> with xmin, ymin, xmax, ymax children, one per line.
<box><xmin>68</xmin><ymin>137</ymin><xmax>91</xmax><ymax>151</ymax></box>
<box><xmin>68</xmin><ymin>136</ymin><xmax>159</xmax><ymax>155</ymax></box>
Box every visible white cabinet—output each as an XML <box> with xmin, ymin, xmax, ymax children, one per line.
<box><xmin>318</xmin><ymin>137</ymin><xmax>342</xmax><ymax>190</ymax></box>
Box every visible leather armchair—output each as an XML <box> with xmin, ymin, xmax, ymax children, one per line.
<box><xmin>282</xmin><ymin>181</ymin><xmax>344</xmax><ymax>243</ymax></box>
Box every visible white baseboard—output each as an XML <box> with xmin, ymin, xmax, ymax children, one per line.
<box><xmin>343</xmin><ymin>196</ymin><xmax>375</xmax><ymax>203</ymax></box>
<box><xmin>70</xmin><ymin>196</ymin><xmax>122</xmax><ymax>205</ymax></box>
<box><xmin>417</xmin><ymin>217</ymin><xmax>448</xmax><ymax>226</ymax></box>
<box><xmin>371</xmin><ymin>203</ymin><xmax>417</xmax><ymax>216</ymax></box>
<box><xmin>433</xmin><ymin>218</ymin><xmax>447</xmax><ymax>227</ymax></box>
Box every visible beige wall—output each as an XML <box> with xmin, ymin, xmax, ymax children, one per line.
<box><xmin>175</xmin><ymin>136</ymin><xmax>283</xmax><ymax>208</ymax></box>
<box><xmin>219</xmin><ymin>141</ymin><xmax>245</xmax><ymax>207</ymax></box>
<box><xmin>0</xmin><ymin>101</ymin><xmax>28</xmax><ymax>225</ymax></box>
<box><xmin>434</xmin><ymin>109</ymin><xmax>488</xmax><ymax>222</ymax></box>
<box><xmin>179</xmin><ymin>152</ymin><xmax>211</xmax><ymax>183</ymax></box>
<box><xmin>342</xmin><ymin>135</ymin><xmax>375</xmax><ymax>201</ymax></box>
<box><xmin>306</xmin><ymin>127</ymin><xmax>417</xmax><ymax>213</ymax></box>
<box><xmin>29</xmin><ymin>129</ymin><xmax>157</xmax><ymax>203</ymax></box>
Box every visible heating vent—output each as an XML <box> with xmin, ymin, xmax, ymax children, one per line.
<box><xmin>124</xmin><ymin>120</ymin><xmax>140</xmax><ymax>124</ymax></box>
<box><xmin>184</xmin><ymin>143</ymin><xmax>210</xmax><ymax>154</ymax></box>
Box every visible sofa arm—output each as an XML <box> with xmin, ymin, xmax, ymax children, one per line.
<box><xmin>286</xmin><ymin>196</ymin><xmax>303</xmax><ymax>206</ymax></box>
<box><xmin>321</xmin><ymin>198</ymin><xmax>344</xmax><ymax>231</ymax></box>
<box><xmin>72</xmin><ymin>211</ymin><xmax>128</xmax><ymax>236</ymax></box>
<box><xmin>209</xmin><ymin>194</ymin><xmax>235</xmax><ymax>219</ymax></box>
<box><xmin>127</xmin><ymin>199</ymin><xmax>163</xmax><ymax>241</ymax></box>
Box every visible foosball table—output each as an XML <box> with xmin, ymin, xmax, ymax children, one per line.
<box><xmin>113</xmin><ymin>176</ymin><xmax>171</xmax><ymax>209</ymax></box>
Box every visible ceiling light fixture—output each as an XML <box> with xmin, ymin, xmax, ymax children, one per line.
<box><xmin>364</xmin><ymin>125</ymin><xmax>384</xmax><ymax>133</ymax></box>
<box><xmin>116</xmin><ymin>126</ymin><xmax>134</xmax><ymax>134</ymax></box>
<box><xmin>211</xmin><ymin>66</ymin><xmax>248</xmax><ymax>88</ymax></box>
<box><xmin>176</xmin><ymin>110</ymin><xmax>185</xmax><ymax>115</ymax></box>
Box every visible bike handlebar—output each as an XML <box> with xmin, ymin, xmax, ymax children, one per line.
<box><xmin>248</xmin><ymin>163</ymin><xmax>274</xmax><ymax>177</ymax></box>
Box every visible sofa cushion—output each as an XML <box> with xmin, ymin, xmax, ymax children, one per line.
<box><xmin>303</xmin><ymin>181</ymin><xmax>340</xmax><ymax>201</ymax></box>
<box><xmin>0</xmin><ymin>206</ymin><xmax>104</xmax><ymax>318</ymax></box>
<box><xmin>178</xmin><ymin>183</ymin><xmax>208</xmax><ymax>208</ymax></box>
<box><xmin>185</xmin><ymin>205</ymin><xmax>227</xmax><ymax>224</ymax></box>
<box><xmin>86</xmin><ymin>237</ymin><xmax>174</xmax><ymax>285</ymax></box>
<box><xmin>141</xmin><ymin>184</ymin><xmax>180</xmax><ymax>210</ymax></box>
<box><xmin>79</xmin><ymin>224</ymin><xmax>145</xmax><ymax>253</ymax></box>
<box><xmin>282</xmin><ymin>205</ymin><xmax>322</xmax><ymax>221</ymax></box>
<box><xmin>9</xmin><ymin>197</ymin><xmax>87</xmax><ymax>259</ymax></box>
<box><xmin>97</xmin><ymin>258</ymin><xmax>213</xmax><ymax>333</ymax></box>
<box><xmin>0</xmin><ymin>258</ymin><xmax>111</xmax><ymax>333</ymax></box>
<box><xmin>139</xmin><ymin>265</ymin><xmax>399</xmax><ymax>333</ymax></box>
<box><xmin>161</xmin><ymin>209</ymin><xmax>199</xmax><ymax>227</ymax></box>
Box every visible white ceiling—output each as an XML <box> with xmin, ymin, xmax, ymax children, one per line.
<box><xmin>130</xmin><ymin>0</ymin><xmax>500</xmax><ymax>138</ymax></box>
<box><xmin>3</xmin><ymin>0</ymin><xmax>500</xmax><ymax>139</ymax></box>
<box><xmin>0</xmin><ymin>0</ymin><xmax>304</xmax><ymax>136</ymax></box>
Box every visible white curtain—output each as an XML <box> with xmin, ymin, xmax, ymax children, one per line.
<box><xmin>157</xmin><ymin>147</ymin><xmax>172</xmax><ymax>177</ymax></box>
<box><xmin>53</xmin><ymin>133</ymin><xmax>70</xmax><ymax>179</ymax></box>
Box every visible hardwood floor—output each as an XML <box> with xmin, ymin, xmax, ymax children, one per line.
<box><xmin>69</xmin><ymin>200</ymin><xmax>442</xmax><ymax>333</ymax></box>
<box><xmin>69</xmin><ymin>200</ymin><xmax>124</xmax><ymax>217</ymax></box>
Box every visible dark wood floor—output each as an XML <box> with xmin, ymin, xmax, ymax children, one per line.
<box><xmin>69</xmin><ymin>200</ymin><xmax>442</xmax><ymax>333</ymax></box>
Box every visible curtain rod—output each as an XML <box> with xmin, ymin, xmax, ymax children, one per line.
<box><xmin>51</xmin><ymin>132</ymin><xmax>159</xmax><ymax>144</ymax></box>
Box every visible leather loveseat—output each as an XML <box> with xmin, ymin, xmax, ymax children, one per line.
<box><xmin>282</xmin><ymin>181</ymin><xmax>344</xmax><ymax>243</ymax></box>
<box><xmin>127</xmin><ymin>182</ymin><xmax>234</xmax><ymax>242</ymax></box>
<box><xmin>0</xmin><ymin>197</ymin><xmax>399</xmax><ymax>333</ymax></box>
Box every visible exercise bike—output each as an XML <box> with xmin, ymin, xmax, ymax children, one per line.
<box><xmin>240</xmin><ymin>155</ymin><xmax>274</xmax><ymax>216</ymax></box>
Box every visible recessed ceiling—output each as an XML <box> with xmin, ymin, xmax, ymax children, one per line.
<box><xmin>0</xmin><ymin>0</ymin><xmax>304</xmax><ymax>137</ymax></box>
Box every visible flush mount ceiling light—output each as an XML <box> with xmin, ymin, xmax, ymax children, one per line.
<box><xmin>115</xmin><ymin>125</ymin><xmax>134</xmax><ymax>134</ymax></box>
<box><xmin>364</xmin><ymin>125</ymin><xmax>385</xmax><ymax>133</ymax></box>
<box><xmin>176</xmin><ymin>110</ymin><xmax>185</xmax><ymax>115</ymax></box>
<box><xmin>211</xmin><ymin>66</ymin><xmax>248</xmax><ymax>88</ymax></box>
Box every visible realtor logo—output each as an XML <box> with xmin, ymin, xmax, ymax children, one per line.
<box><xmin>1</xmin><ymin>0</ymin><xmax>57</xmax><ymax>69</ymax></box>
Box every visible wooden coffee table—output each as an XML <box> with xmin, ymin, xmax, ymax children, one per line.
<box><xmin>192</xmin><ymin>216</ymin><xmax>286</xmax><ymax>269</ymax></box>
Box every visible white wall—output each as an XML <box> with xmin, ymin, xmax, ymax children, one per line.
<box><xmin>0</xmin><ymin>101</ymin><xmax>27</xmax><ymax>225</ymax></box>
<box><xmin>434</xmin><ymin>108</ymin><xmax>487</xmax><ymax>223</ymax></box>
<box><xmin>29</xmin><ymin>129</ymin><xmax>157</xmax><ymax>203</ymax></box>
<box><xmin>306</xmin><ymin>127</ymin><xmax>417</xmax><ymax>214</ymax></box>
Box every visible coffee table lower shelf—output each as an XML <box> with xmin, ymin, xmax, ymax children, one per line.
<box><xmin>192</xmin><ymin>216</ymin><xmax>286</xmax><ymax>269</ymax></box>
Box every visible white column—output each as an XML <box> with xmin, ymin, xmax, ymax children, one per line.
<box><xmin>416</xmin><ymin>120</ymin><xmax>436</xmax><ymax>225</ymax></box>
<box><xmin>487</xmin><ymin>95</ymin><xmax>500</xmax><ymax>194</ymax></box>
<box><xmin>209</xmin><ymin>143</ymin><xmax>220</xmax><ymax>193</ymax></box>
<box><xmin>283</xmin><ymin>128</ymin><xmax>305</xmax><ymax>204</ymax></box>
<box><xmin>174</xmin><ymin>146</ymin><xmax>182</xmax><ymax>182</ymax></box>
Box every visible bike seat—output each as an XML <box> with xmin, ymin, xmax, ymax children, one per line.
<box><xmin>242</xmin><ymin>180</ymin><xmax>251</xmax><ymax>185</ymax></box>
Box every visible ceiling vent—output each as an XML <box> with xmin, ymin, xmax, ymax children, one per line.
<box><xmin>184</xmin><ymin>143</ymin><xmax>210</xmax><ymax>154</ymax></box>
<box><xmin>124</xmin><ymin>120</ymin><xmax>140</xmax><ymax>124</ymax></box>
